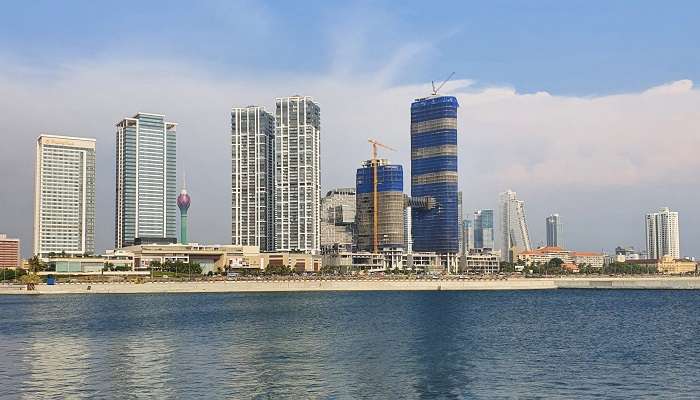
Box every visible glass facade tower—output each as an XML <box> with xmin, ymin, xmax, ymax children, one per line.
<box><xmin>410</xmin><ymin>95</ymin><xmax>459</xmax><ymax>254</ymax></box>
<box><xmin>473</xmin><ymin>209</ymin><xmax>495</xmax><ymax>250</ymax></box>
<box><xmin>115</xmin><ymin>113</ymin><xmax>177</xmax><ymax>248</ymax></box>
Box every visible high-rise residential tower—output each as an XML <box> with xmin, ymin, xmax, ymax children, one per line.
<box><xmin>645</xmin><ymin>207</ymin><xmax>680</xmax><ymax>259</ymax></box>
<box><xmin>410</xmin><ymin>95</ymin><xmax>459</xmax><ymax>255</ymax></box>
<box><xmin>274</xmin><ymin>96</ymin><xmax>321</xmax><ymax>253</ymax></box>
<box><xmin>355</xmin><ymin>159</ymin><xmax>404</xmax><ymax>252</ymax></box>
<box><xmin>231</xmin><ymin>106</ymin><xmax>275</xmax><ymax>251</ymax></box>
<box><xmin>115</xmin><ymin>113</ymin><xmax>177</xmax><ymax>248</ymax></box>
<box><xmin>34</xmin><ymin>135</ymin><xmax>96</xmax><ymax>257</ymax></box>
<box><xmin>546</xmin><ymin>214</ymin><xmax>563</xmax><ymax>248</ymax></box>
<box><xmin>499</xmin><ymin>190</ymin><xmax>531</xmax><ymax>261</ymax></box>
<box><xmin>473</xmin><ymin>209</ymin><xmax>495</xmax><ymax>250</ymax></box>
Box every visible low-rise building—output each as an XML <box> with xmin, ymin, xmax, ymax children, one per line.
<box><xmin>117</xmin><ymin>243</ymin><xmax>261</xmax><ymax>273</ymax></box>
<box><xmin>518</xmin><ymin>246</ymin><xmax>604</xmax><ymax>269</ymax></box>
<box><xmin>260</xmin><ymin>252</ymin><xmax>321</xmax><ymax>273</ymax></box>
<box><xmin>460</xmin><ymin>251</ymin><xmax>501</xmax><ymax>274</ymax></box>
<box><xmin>626</xmin><ymin>256</ymin><xmax>697</xmax><ymax>274</ymax></box>
<box><xmin>0</xmin><ymin>234</ymin><xmax>21</xmax><ymax>268</ymax></box>
<box><xmin>46</xmin><ymin>255</ymin><xmax>134</xmax><ymax>273</ymax></box>
<box><xmin>322</xmin><ymin>252</ymin><xmax>384</xmax><ymax>273</ymax></box>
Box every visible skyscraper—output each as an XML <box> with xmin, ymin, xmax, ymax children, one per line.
<box><xmin>34</xmin><ymin>135</ymin><xmax>96</xmax><ymax>257</ymax></box>
<box><xmin>546</xmin><ymin>214</ymin><xmax>563</xmax><ymax>247</ymax></box>
<box><xmin>177</xmin><ymin>180</ymin><xmax>191</xmax><ymax>245</ymax></box>
<box><xmin>231</xmin><ymin>106</ymin><xmax>275</xmax><ymax>251</ymax></box>
<box><xmin>274</xmin><ymin>96</ymin><xmax>321</xmax><ymax>253</ymax></box>
<box><xmin>462</xmin><ymin>219</ymin><xmax>473</xmax><ymax>254</ymax></box>
<box><xmin>320</xmin><ymin>188</ymin><xmax>356</xmax><ymax>253</ymax></box>
<box><xmin>115</xmin><ymin>113</ymin><xmax>177</xmax><ymax>248</ymax></box>
<box><xmin>499</xmin><ymin>190</ymin><xmax>531</xmax><ymax>261</ymax></box>
<box><xmin>355</xmin><ymin>159</ymin><xmax>404</xmax><ymax>252</ymax></box>
<box><xmin>410</xmin><ymin>95</ymin><xmax>459</xmax><ymax>255</ymax></box>
<box><xmin>473</xmin><ymin>209</ymin><xmax>495</xmax><ymax>250</ymax></box>
<box><xmin>645</xmin><ymin>207</ymin><xmax>680</xmax><ymax>259</ymax></box>
<box><xmin>457</xmin><ymin>191</ymin><xmax>464</xmax><ymax>255</ymax></box>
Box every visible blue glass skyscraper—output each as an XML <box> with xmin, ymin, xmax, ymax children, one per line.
<box><xmin>410</xmin><ymin>95</ymin><xmax>459</xmax><ymax>254</ymax></box>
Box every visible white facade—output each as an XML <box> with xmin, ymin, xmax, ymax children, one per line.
<box><xmin>231</xmin><ymin>106</ymin><xmax>275</xmax><ymax>251</ymax></box>
<box><xmin>499</xmin><ymin>190</ymin><xmax>531</xmax><ymax>261</ymax></box>
<box><xmin>403</xmin><ymin>206</ymin><xmax>413</xmax><ymax>254</ymax></box>
<box><xmin>645</xmin><ymin>207</ymin><xmax>680</xmax><ymax>259</ymax></box>
<box><xmin>274</xmin><ymin>96</ymin><xmax>321</xmax><ymax>253</ymax></box>
<box><xmin>34</xmin><ymin>135</ymin><xmax>96</xmax><ymax>257</ymax></box>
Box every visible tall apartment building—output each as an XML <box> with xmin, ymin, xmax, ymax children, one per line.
<box><xmin>546</xmin><ymin>214</ymin><xmax>563</xmax><ymax>247</ymax></box>
<box><xmin>473</xmin><ymin>209</ymin><xmax>495</xmax><ymax>250</ymax></box>
<box><xmin>499</xmin><ymin>190</ymin><xmax>531</xmax><ymax>261</ymax></box>
<box><xmin>462</xmin><ymin>219</ymin><xmax>473</xmax><ymax>255</ymax></box>
<box><xmin>0</xmin><ymin>234</ymin><xmax>21</xmax><ymax>267</ymax></box>
<box><xmin>645</xmin><ymin>207</ymin><xmax>680</xmax><ymax>259</ymax></box>
<box><xmin>320</xmin><ymin>188</ymin><xmax>356</xmax><ymax>253</ymax></box>
<box><xmin>274</xmin><ymin>96</ymin><xmax>321</xmax><ymax>253</ymax></box>
<box><xmin>34</xmin><ymin>135</ymin><xmax>96</xmax><ymax>257</ymax></box>
<box><xmin>356</xmin><ymin>159</ymin><xmax>404</xmax><ymax>252</ymax></box>
<box><xmin>404</xmin><ymin>207</ymin><xmax>413</xmax><ymax>254</ymax></box>
<box><xmin>410</xmin><ymin>95</ymin><xmax>459</xmax><ymax>254</ymax></box>
<box><xmin>231</xmin><ymin>106</ymin><xmax>275</xmax><ymax>251</ymax></box>
<box><xmin>115</xmin><ymin>113</ymin><xmax>177</xmax><ymax>248</ymax></box>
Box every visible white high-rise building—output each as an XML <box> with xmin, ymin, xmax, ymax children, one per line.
<box><xmin>274</xmin><ymin>96</ymin><xmax>321</xmax><ymax>253</ymax></box>
<box><xmin>231</xmin><ymin>106</ymin><xmax>275</xmax><ymax>251</ymax></box>
<box><xmin>34</xmin><ymin>135</ymin><xmax>96</xmax><ymax>257</ymax></box>
<box><xmin>115</xmin><ymin>113</ymin><xmax>177</xmax><ymax>248</ymax></box>
<box><xmin>404</xmin><ymin>206</ymin><xmax>413</xmax><ymax>254</ymax></box>
<box><xmin>546</xmin><ymin>214</ymin><xmax>563</xmax><ymax>247</ymax></box>
<box><xmin>499</xmin><ymin>190</ymin><xmax>531</xmax><ymax>261</ymax></box>
<box><xmin>645</xmin><ymin>207</ymin><xmax>680</xmax><ymax>259</ymax></box>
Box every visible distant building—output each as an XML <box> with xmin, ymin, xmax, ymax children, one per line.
<box><xmin>625</xmin><ymin>256</ymin><xmax>696</xmax><ymax>274</ymax></box>
<box><xmin>462</xmin><ymin>219</ymin><xmax>473</xmax><ymax>255</ymax></box>
<box><xmin>320</xmin><ymin>188</ymin><xmax>356</xmax><ymax>253</ymax></box>
<box><xmin>260</xmin><ymin>252</ymin><xmax>322</xmax><ymax>273</ymax></box>
<box><xmin>231</xmin><ymin>106</ymin><xmax>275</xmax><ymax>250</ymax></box>
<box><xmin>117</xmin><ymin>243</ymin><xmax>261</xmax><ymax>274</ymax></box>
<box><xmin>115</xmin><ymin>113</ymin><xmax>177</xmax><ymax>248</ymax></box>
<box><xmin>460</xmin><ymin>249</ymin><xmax>501</xmax><ymax>274</ymax></box>
<box><xmin>457</xmin><ymin>191</ymin><xmax>464</xmax><ymax>255</ymax></box>
<box><xmin>403</xmin><ymin>207</ymin><xmax>413</xmax><ymax>253</ymax></box>
<box><xmin>546</xmin><ymin>214</ymin><xmax>563</xmax><ymax>247</ymax></box>
<box><xmin>473</xmin><ymin>209</ymin><xmax>494</xmax><ymax>250</ymax></box>
<box><xmin>499</xmin><ymin>190</ymin><xmax>531</xmax><ymax>261</ymax></box>
<box><xmin>517</xmin><ymin>246</ymin><xmax>604</xmax><ymax>269</ymax></box>
<box><xmin>34</xmin><ymin>135</ymin><xmax>96</xmax><ymax>257</ymax></box>
<box><xmin>274</xmin><ymin>96</ymin><xmax>321</xmax><ymax>253</ymax></box>
<box><xmin>0</xmin><ymin>234</ymin><xmax>20</xmax><ymax>267</ymax></box>
<box><xmin>355</xmin><ymin>159</ymin><xmax>404</xmax><ymax>252</ymax></box>
<box><xmin>645</xmin><ymin>207</ymin><xmax>680</xmax><ymax>259</ymax></box>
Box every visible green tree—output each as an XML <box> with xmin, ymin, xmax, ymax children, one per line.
<box><xmin>28</xmin><ymin>256</ymin><xmax>46</xmax><ymax>273</ymax></box>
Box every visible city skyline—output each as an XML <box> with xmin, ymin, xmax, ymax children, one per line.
<box><xmin>1</xmin><ymin>2</ymin><xmax>699</xmax><ymax>258</ymax></box>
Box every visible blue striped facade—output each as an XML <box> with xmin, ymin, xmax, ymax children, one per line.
<box><xmin>356</xmin><ymin>164</ymin><xmax>403</xmax><ymax>194</ymax></box>
<box><xmin>410</xmin><ymin>96</ymin><xmax>459</xmax><ymax>254</ymax></box>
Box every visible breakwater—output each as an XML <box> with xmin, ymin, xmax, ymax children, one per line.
<box><xmin>2</xmin><ymin>276</ymin><xmax>700</xmax><ymax>294</ymax></box>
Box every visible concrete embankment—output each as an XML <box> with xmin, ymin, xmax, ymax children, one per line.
<box><xmin>3</xmin><ymin>277</ymin><xmax>700</xmax><ymax>295</ymax></box>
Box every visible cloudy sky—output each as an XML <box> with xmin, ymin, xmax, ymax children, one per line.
<box><xmin>1</xmin><ymin>1</ymin><xmax>699</xmax><ymax>258</ymax></box>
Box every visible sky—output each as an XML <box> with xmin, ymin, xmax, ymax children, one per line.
<box><xmin>0</xmin><ymin>1</ymin><xmax>699</xmax><ymax>258</ymax></box>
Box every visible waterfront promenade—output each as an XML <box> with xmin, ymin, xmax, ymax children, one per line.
<box><xmin>2</xmin><ymin>276</ymin><xmax>700</xmax><ymax>294</ymax></box>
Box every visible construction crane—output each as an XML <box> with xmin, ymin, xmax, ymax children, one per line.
<box><xmin>367</xmin><ymin>138</ymin><xmax>396</xmax><ymax>253</ymax></box>
<box><xmin>431</xmin><ymin>71</ymin><xmax>455</xmax><ymax>96</ymax></box>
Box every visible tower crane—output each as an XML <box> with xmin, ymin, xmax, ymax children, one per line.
<box><xmin>431</xmin><ymin>71</ymin><xmax>455</xmax><ymax>96</ymax></box>
<box><xmin>367</xmin><ymin>139</ymin><xmax>396</xmax><ymax>253</ymax></box>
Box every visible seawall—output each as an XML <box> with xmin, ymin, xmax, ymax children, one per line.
<box><xmin>3</xmin><ymin>277</ymin><xmax>700</xmax><ymax>295</ymax></box>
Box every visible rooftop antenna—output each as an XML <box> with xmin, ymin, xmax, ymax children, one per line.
<box><xmin>431</xmin><ymin>71</ymin><xmax>455</xmax><ymax>96</ymax></box>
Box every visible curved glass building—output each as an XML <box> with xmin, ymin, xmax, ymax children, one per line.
<box><xmin>410</xmin><ymin>95</ymin><xmax>459</xmax><ymax>254</ymax></box>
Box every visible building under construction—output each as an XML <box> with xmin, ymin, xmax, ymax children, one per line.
<box><xmin>355</xmin><ymin>159</ymin><xmax>405</xmax><ymax>252</ymax></box>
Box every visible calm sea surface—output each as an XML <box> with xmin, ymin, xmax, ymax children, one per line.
<box><xmin>1</xmin><ymin>290</ymin><xmax>699</xmax><ymax>399</ymax></box>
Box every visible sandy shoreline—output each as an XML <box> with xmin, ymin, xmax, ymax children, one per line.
<box><xmin>3</xmin><ymin>277</ymin><xmax>700</xmax><ymax>294</ymax></box>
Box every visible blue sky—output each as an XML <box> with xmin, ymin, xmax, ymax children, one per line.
<box><xmin>1</xmin><ymin>1</ymin><xmax>699</xmax><ymax>257</ymax></box>
<box><xmin>1</xmin><ymin>1</ymin><xmax>698</xmax><ymax>94</ymax></box>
